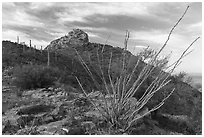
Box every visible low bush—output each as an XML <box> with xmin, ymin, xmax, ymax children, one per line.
<box><xmin>172</xmin><ymin>72</ymin><xmax>192</xmax><ymax>84</ymax></box>
<box><xmin>13</xmin><ymin>65</ymin><xmax>60</xmax><ymax>90</ymax></box>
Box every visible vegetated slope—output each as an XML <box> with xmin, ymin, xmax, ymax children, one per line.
<box><xmin>2</xmin><ymin>36</ymin><xmax>202</xmax><ymax>134</ymax></box>
<box><xmin>2</xmin><ymin>41</ymin><xmax>98</xmax><ymax>90</ymax></box>
<box><xmin>3</xmin><ymin>40</ymin><xmax>201</xmax><ymax>108</ymax></box>
<box><xmin>2</xmin><ymin>41</ymin><xmax>48</xmax><ymax>68</ymax></box>
<box><xmin>2</xmin><ymin>40</ymin><xmax>135</xmax><ymax>90</ymax></box>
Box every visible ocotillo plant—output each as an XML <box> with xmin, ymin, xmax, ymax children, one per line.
<box><xmin>40</xmin><ymin>46</ymin><xmax>43</xmax><ymax>55</ymax></box>
<box><xmin>17</xmin><ymin>36</ymin><xmax>19</xmax><ymax>44</ymax></box>
<box><xmin>75</xmin><ymin>6</ymin><xmax>200</xmax><ymax>133</ymax></box>
<box><xmin>23</xmin><ymin>43</ymin><xmax>25</xmax><ymax>53</ymax></box>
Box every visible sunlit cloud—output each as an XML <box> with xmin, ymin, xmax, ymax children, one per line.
<box><xmin>135</xmin><ymin>45</ymin><xmax>148</xmax><ymax>49</ymax></box>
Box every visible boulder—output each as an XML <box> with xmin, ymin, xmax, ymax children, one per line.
<box><xmin>17</xmin><ymin>115</ymin><xmax>35</xmax><ymax>128</ymax></box>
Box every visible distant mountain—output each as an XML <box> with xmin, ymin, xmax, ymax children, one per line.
<box><xmin>190</xmin><ymin>73</ymin><xmax>202</xmax><ymax>84</ymax></box>
<box><xmin>189</xmin><ymin>73</ymin><xmax>202</xmax><ymax>92</ymax></box>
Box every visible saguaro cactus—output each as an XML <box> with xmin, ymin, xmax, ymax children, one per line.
<box><xmin>17</xmin><ymin>36</ymin><xmax>19</xmax><ymax>44</ymax></box>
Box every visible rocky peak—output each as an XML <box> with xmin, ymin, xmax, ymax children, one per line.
<box><xmin>47</xmin><ymin>29</ymin><xmax>89</xmax><ymax>50</ymax></box>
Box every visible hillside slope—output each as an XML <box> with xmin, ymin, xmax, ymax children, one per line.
<box><xmin>2</xmin><ymin>29</ymin><xmax>202</xmax><ymax>134</ymax></box>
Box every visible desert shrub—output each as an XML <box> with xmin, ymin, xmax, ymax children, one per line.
<box><xmin>172</xmin><ymin>72</ymin><xmax>192</xmax><ymax>84</ymax></box>
<box><xmin>13</xmin><ymin>65</ymin><xmax>60</xmax><ymax>90</ymax></box>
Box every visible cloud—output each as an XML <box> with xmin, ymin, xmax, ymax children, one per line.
<box><xmin>135</xmin><ymin>45</ymin><xmax>148</xmax><ymax>48</ymax></box>
<box><xmin>4</xmin><ymin>25</ymin><xmax>54</xmax><ymax>41</ymax></box>
<box><xmin>130</xmin><ymin>29</ymin><xmax>200</xmax><ymax>53</ymax></box>
<box><xmin>145</xmin><ymin>2</ymin><xmax>201</xmax><ymax>24</ymax></box>
<box><xmin>3</xmin><ymin>2</ymin><xmax>201</xmax><ymax>43</ymax></box>
<box><xmin>25</xmin><ymin>3</ymin><xmax>66</xmax><ymax>25</ymax></box>
<box><xmin>87</xmin><ymin>32</ymin><xmax>100</xmax><ymax>38</ymax></box>
<box><xmin>3</xmin><ymin>3</ymin><xmax>43</xmax><ymax>27</ymax></box>
<box><xmin>57</xmin><ymin>2</ymin><xmax>151</xmax><ymax>22</ymax></box>
<box><xmin>67</xmin><ymin>14</ymin><xmax>172</xmax><ymax>32</ymax></box>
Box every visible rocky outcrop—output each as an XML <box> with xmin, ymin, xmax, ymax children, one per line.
<box><xmin>47</xmin><ymin>29</ymin><xmax>89</xmax><ymax>50</ymax></box>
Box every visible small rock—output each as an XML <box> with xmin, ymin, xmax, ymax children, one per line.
<box><xmin>67</xmin><ymin>126</ymin><xmax>85</xmax><ymax>135</ymax></box>
<box><xmin>74</xmin><ymin>97</ymin><xmax>91</xmax><ymax>107</ymax></box>
<box><xmin>43</xmin><ymin>115</ymin><xmax>55</xmax><ymax>124</ymax></box>
<box><xmin>49</xmin><ymin>105</ymin><xmax>67</xmax><ymax>120</ymax></box>
<box><xmin>17</xmin><ymin>115</ymin><xmax>35</xmax><ymax>128</ymax></box>
<box><xmin>81</xmin><ymin>121</ymin><xmax>96</xmax><ymax>130</ymax></box>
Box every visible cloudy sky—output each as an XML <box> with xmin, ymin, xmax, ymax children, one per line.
<box><xmin>2</xmin><ymin>2</ymin><xmax>202</xmax><ymax>74</ymax></box>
